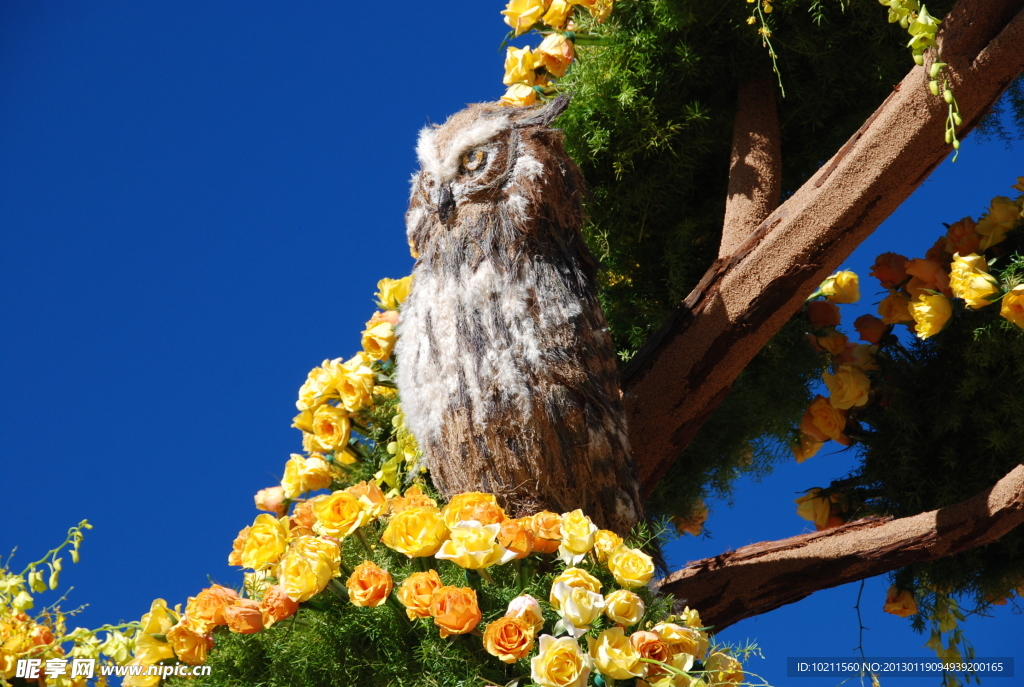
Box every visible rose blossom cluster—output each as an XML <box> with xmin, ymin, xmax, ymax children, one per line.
<box><xmin>498</xmin><ymin>0</ymin><xmax>613</xmax><ymax>106</ymax></box>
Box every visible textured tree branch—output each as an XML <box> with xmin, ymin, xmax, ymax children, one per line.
<box><xmin>658</xmin><ymin>463</ymin><xmax>1024</xmax><ymax>631</ymax></box>
<box><xmin>623</xmin><ymin>0</ymin><xmax>1024</xmax><ymax>497</ymax></box>
<box><xmin>719</xmin><ymin>77</ymin><xmax>781</xmax><ymax>259</ymax></box>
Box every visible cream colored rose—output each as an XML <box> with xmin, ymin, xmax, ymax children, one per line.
<box><xmin>531</xmin><ymin>635</ymin><xmax>592</xmax><ymax>687</ymax></box>
<box><xmin>549</xmin><ymin>567</ymin><xmax>602</xmax><ymax>609</ymax></box>
<box><xmin>435</xmin><ymin>521</ymin><xmax>516</xmax><ymax>569</ymax></box>
<box><xmin>604</xmin><ymin>589</ymin><xmax>645</xmax><ymax>626</ymax></box>
<box><xmin>506</xmin><ymin>593</ymin><xmax>545</xmax><ymax>632</ymax></box>
<box><xmin>590</xmin><ymin>627</ymin><xmax>643</xmax><ymax>680</ymax></box>
<box><xmin>551</xmin><ymin>582</ymin><xmax>604</xmax><ymax>636</ymax></box>
<box><xmin>949</xmin><ymin>253</ymin><xmax>999</xmax><ymax>308</ymax></box>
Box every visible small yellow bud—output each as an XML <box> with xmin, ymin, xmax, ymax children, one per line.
<box><xmin>747</xmin><ymin>15</ymin><xmax>756</xmax><ymax>24</ymax></box>
<box><xmin>929</xmin><ymin>80</ymin><xmax>939</xmax><ymax>96</ymax></box>
<box><xmin>943</xmin><ymin>89</ymin><xmax>953</xmax><ymax>104</ymax></box>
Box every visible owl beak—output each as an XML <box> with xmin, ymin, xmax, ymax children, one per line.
<box><xmin>437</xmin><ymin>183</ymin><xmax>455</xmax><ymax>226</ymax></box>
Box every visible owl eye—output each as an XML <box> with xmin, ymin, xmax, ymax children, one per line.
<box><xmin>460</xmin><ymin>149</ymin><xmax>488</xmax><ymax>173</ymax></box>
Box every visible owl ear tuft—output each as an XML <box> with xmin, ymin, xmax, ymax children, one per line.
<box><xmin>513</xmin><ymin>94</ymin><xmax>571</xmax><ymax>128</ymax></box>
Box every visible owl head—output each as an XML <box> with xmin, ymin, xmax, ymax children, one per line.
<box><xmin>406</xmin><ymin>96</ymin><xmax>586</xmax><ymax>267</ymax></box>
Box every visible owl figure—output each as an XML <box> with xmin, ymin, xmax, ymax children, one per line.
<box><xmin>395</xmin><ymin>97</ymin><xmax>642</xmax><ymax>534</ymax></box>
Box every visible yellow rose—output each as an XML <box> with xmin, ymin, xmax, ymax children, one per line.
<box><xmin>551</xmin><ymin>582</ymin><xmax>605</xmax><ymax>634</ymax></box>
<box><xmin>803</xmin><ymin>395</ymin><xmax>846</xmax><ymax>442</ymax></box>
<box><xmin>531</xmin><ymin>635</ymin><xmax>592</xmax><ymax>687</ymax></box>
<box><xmin>815</xmin><ymin>330</ymin><xmax>848</xmax><ymax>355</ymax></box>
<box><xmin>945</xmin><ymin>217</ymin><xmax>981</xmax><ymax>256</ymax></box>
<box><xmin>281</xmin><ymin>453</ymin><xmax>336</xmax><ymax>499</ymax></box>
<box><xmin>606</xmin><ymin>547</ymin><xmax>655</xmax><ymax>588</ymax></box>
<box><xmin>396</xmin><ymin>570</ymin><xmax>444</xmax><ymax>620</ymax></box>
<box><xmin>976</xmin><ymin>196</ymin><xmax>1022</xmax><ymax>250</ymax></box>
<box><xmin>1001</xmin><ymin>284</ymin><xmax>1024</xmax><ymax>328</ymax></box>
<box><xmin>430</xmin><ymin>586</ymin><xmax>482</xmax><ymax>637</ymax></box>
<box><xmin>346</xmin><ymin>561</ymin><xmax>393</xmax><ymax>608</ymax></box>
<box><xmin>435</xmin><ymin>521</ymin><xmax>516</xmax><ymax>569</ymax></box>
<box><xmin>542</xmin><ymin>0</ymin><xmax>573</xmax><ymax>28</ymax></box>
<box><xmin>949</xmin><ymin>253</ymin><xmax>999</xmax><ymax>308</ymax></box>
<box><xmin>536</xmin><ymin>34</ymin><xmax>574</xmax><ymax>78</ymax></box>
<box><xmin>376</xmin><ymin>276</ymin><xmax>413</xmax><ymax>310</ymax></box>
<box><xmin>382</xmin><ymin>506</ymin><xmax>449</xmax><ymax>557</ymax></box>
<box><xmin>528</xmin><ymin>510</ymin><xmax>562</xmax><ymax>553</ymax></box>
<box><xmin>705</xmin><ymin>651</ymin><xmax>744</xmax><ymax>686</ymax></box>
<box><xmin>240</xmin><ymin>514</ymin><xmax>289</xmax><ymax>570</ymax></box>
<box><xmin>506</xmin><ymin>593</ymin><xmax>546</xmax><ymax>632</ymax></box>
<box><xmin>794</xmin><ymin>488</ymin><xmax>831</xmax><ymax>529</ymax></box>
<box><xmin>336</xmin><ymin>357</ymin><xmax>375</xmax><ymax>413</ymax></box>
<box><xmin>558</xmin><ymin>509</ymin><xmax>597</xmax><ymax>565</ymax></box>
<box><xmin>483</xmin><ymin>616</ymin><xmax>536</xmax><ymax>663</ymax></box>
<box><xmin>878</xmin><ymin>290</ymin><xmax>914</xmax><ymax>324</ymax></box>
<box><xmin>909</xmin><ymin>292</ymin><xmax>953</xmax><ymax>339</ymax></box>
<box><xmin>132</xmin><ymin>599</ymin><xmax>177</xmax><ymax>666</ymax></box>
<box><xmin>593</xmin><ymin>529</ymin><xmax>624</xmax><ymax>564</ymax></box>
<box><xmin>361</xmin><ymin>321</ymin><xmax>397</xmax><ymax>362</ymax></box>
<box><xmin>820</xmin><ymin>270</ymin><xmax>860</xmax><ymax>304</ymax></box>
<box><xmin>501</xmin><ymin>0</ymin><xmax>546</xmax><ymax>36</ymax></box>
<box><xmin>792</xmin><ymin>434</ymin><xmax>823</xmax><ymax>463</ymax></box>
<box><xmin>882</xmin><ymin>585</ymin><xmax>918</xmax><ymax>617</ymax></box>
<box><xmin>312</xmin><ymin>490</ymin><xmax>367</xmax><ymax>538</ymax></box>
<box><xmin>441</xmin><ymin>492</ymin><xmax>506</xmax><ymax>528</ymax></box>
<box><xmin>503</xmin><ymin>46</ymin><xmax>537</xmax><ymax>86</ymax></box>
<box><xmin>822</xmin><ymin>364</ymin><xmax>870</xmax><ymax>410</ymax></box>
<box><xmin>589</xmin><ymin>627</ymin><xmax>643</xmax><ymax>680</ymax></box>
<box><xmin>604</xmin><ymin>589</ymin><xmax>645</xmax><ymax>626</ymax></box>
<box><xmin>346</xmin><ymin>480</ymin><xmax>389</xmax><ymax>520</ymax></box>
<box><xmin>309</xmin><ymin>404</ymin><xmax>351</xmax><ymax>453</ymax></box>
<box><xmin>275</xmin><ymin>536</ymin><xmax>340</xmax><ymax>602</ymax></box>
<box><xmin>653</xmin><ymin>622</ymin><xmax>709</xmax><ymax>661</ymax></box>
<box><xmin>500</xmin><ymin>83</ymin><xmax>538</xmax><ymax>107</ymax></box>
<box><xmin>549</xmin><ymin>568</ymin><xmax>602</xmax><ymax>609</ymax></box>
<box><xmin>295</xmin><ymin>362</ymin><xmax>337</xmax><ymax>412</ymax></box>
<box><xmin>587</xmin><ymin>0</ymin><xmax>613</xmax><ymax>22</ymax></box>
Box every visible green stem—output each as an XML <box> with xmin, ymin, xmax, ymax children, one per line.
<box><xmin>385</xmin><ymin>595</ymin><xmax>414</xmax><ymax>631</ymax></box>
<box><xmin>354</xmin><ymin>528</ymin><xmax>376</xmax><ymax>558</ymax></box>
<box><xmin>477</xmin><ymin>568</ymin><xmax>495</xmax><ymax>585</ymax></box>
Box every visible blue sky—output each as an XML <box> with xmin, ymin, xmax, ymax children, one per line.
<box><xmin>1</xmin><ymin>2</ymin><xmax>1020</xmax><ymax>686</ymax></box>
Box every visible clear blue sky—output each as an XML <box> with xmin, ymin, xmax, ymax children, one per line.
<box><xmin>1</xmin><ymin>3</ymin><xmax>1020</xmax><ymax>686</ymax></box>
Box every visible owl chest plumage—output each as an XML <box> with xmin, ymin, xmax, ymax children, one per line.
<box><xmin>393</xmin><ymin>99</ymin><xmax>642</xmax><ymax>532</ymax></box>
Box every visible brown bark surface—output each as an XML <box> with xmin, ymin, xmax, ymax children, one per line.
<box><xmin>659</xmin><ymin>464</ymin><xmax>1024</xmax><ymax>631</ymax></box>
<box><xmin>719</xmin><ymin>77</ymin><xmax>782</xmax><ymax>258</ymax></box>
<box><xmin>623</xmin><ymin>0</ymin><xmax>1024</xmax><ymax>497</ymax></box>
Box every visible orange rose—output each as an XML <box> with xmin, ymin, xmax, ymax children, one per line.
<box><xmin>185</xmin><ymin>585</ymin><xmax>239</xmax><ymax>634</ymax></box>
<box><xmin>255</xmin><ymin>486</ymin><xmax>287</xmax><ymax>517</ymax></box>
<box><xmin>429</xmin><ymin>586</ymin><xmax>481</xmax><ymax>638</ymax></box>
<box><xmin>228</xmin><ymin>526</ymin><xmax>250</xmax><ymax>567</ymax></box>
<box><xmin>945</xmin><ymin>217</ymin><xmax>980</xmax><ymax>256</ymax></box>
<box><xmin>483</xmin><ymin>616</ymin><xmax>535</xmax><ymax>663</ymax></box>
<box><xmin>389</xmin><ymin>484</ymin><xmax>437</xmax><ymax>514</ymax></box>
<box><xmin>630</xmin><ymin>631</ymin><xmax>672</xmax><ymax>676</ymax></box>
<box><xmin>498</xmin><ymin>518</ymin><xmax>535</xmax><ymax>559</ymax></box>
<box><xmin>396</xmin><ymin>570</ymin><xmax>444</xmax><ymax>620</ymax></box>
<box><xmin>870</xmin><ymin>252</ymin><xmax>909</xmax><ymax>289</ymax></box>
<box><xmin>260</xmin><ymin>585</ymin><xmax>299</xmax><ymax>628</ymax></box>
<box><xmin>224</xmin><ymin>598</ymin><xmax>264</xmax><ymax>634</ymax></box>
<box><xmin>805</xmin><ymin>299</ymin><xmax>841</xmax><ymax>328</ymax></box>
<box><xmin>924</xmin><ymin>236</ymin><xmax>948</xmax><ymax>263</ymax></box>
<box><xmin>291</xmin><ymin>499</ymin><xmax>317</xmax><ymax>529</ymax></box>
<box><xmin>853</xmin><ymin>314</ymin><xmax>887</xmax><ymax>344</ymax></box>
<box><xmin>905</xmin><ymin>258</ymin><xmax>951</xmax><ymax>296</ymax></box>
<box><xmin>527</xmin><ymin>510</ymin><xmax>561</xmax><ymax>553</ymax></box>
<box><xmin>166</xmin><ymin>621</ymin><xmax>212</xmax><ymax>665</ymax></box>
<box><xmin>346</xmin><ymin>561</ymin><xmax>393</xmax><ymax>608</ymax></box>
<box><xmin>442</xmin><ymin>492</ymin><xmax>506</xmax><ymax>527</ymax></box>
